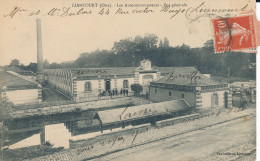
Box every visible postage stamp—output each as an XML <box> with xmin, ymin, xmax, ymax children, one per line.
<box><xmin>212</xmin><ymin>15</ymin><xmax>257</xmax><ymax>53</ymax></box>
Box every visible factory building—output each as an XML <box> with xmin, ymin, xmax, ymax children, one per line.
<box><xmin>45</xmin><ymin>60</ymin><xmax>174</xmax><ymax>102</ymax></box>
<box><xmin>149</xmin><ymin>67</ymin><xmax>232</xmax><ymax>109</ymax></box>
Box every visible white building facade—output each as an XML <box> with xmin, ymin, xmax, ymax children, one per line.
<box><xmin>0</xmin><ymin>71</ymin><xmax>42</xmax><ymax>105</ymax></box>
<box><xmin>149</xmin><ymin>67</ymin><xmax>232</xmax><ymax>109</ymax></box>
<box><xmin>46</xmin><ymin>60</ymin><xmax>172</xmax><ymax>102</ymax></box>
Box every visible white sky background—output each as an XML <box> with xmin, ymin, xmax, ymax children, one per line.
<box><xmin>0</xmin><ymin>0</ymin><xmax>256</xmax><ymax>66</ymax></box>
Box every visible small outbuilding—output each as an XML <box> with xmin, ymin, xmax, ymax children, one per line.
<box><xmin>0</xmin><ymin>71</ymin><xmax>42</xmax><ymax>105</ymax></box>
<box><xmin>93</xmin><ymin>99</ymin><xmax>191</xmax><ymax>132</ymax></box>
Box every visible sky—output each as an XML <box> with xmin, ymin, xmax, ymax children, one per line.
<box><xmin>0</xmin><ymin>0</ymin><xmax>255</xmax><ymax>66</ymax></box>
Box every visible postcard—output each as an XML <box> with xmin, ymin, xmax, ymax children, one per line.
<box><xmin>0</xmin><ymin>0</ymin><xmax>258</xmax><ymax>160</ymax></box>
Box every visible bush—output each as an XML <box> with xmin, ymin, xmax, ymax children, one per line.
<box><xmin>131</xmin><ymin>83</ymin><xmax>143</xmax><ymax>96</ymax></box>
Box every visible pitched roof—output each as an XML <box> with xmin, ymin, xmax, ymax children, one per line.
<box><xmin>0</xmin><ymin>71</ymin><xmax>39</xmax><ymax>90</ymax></box>
<box><xmin>3</xmin><ymin>66</ymin><xmax>33</xmax><ymax>75</ymax></box>
<box><xmin>95</xmin><ymin>99</ymin><xmax>191</xmax><ymax>125</ymax></box>
<box><xmin>154</xmin><ymin>67</ymin><xmax>220</xmax><ymax>86</ymax></box>
<box><xmin>45</xmin><ymin>67</ymin><xmax>176</xmax><ymax>78</ymax></box>
<box><xmin>71</xmin><ymin>67</ymin><xmax>137</xmax><ymax>76</ymax></box>
<box><xmin>158</xmin><ymin>67</ymin><xmax>182</xmax><ymax>75</ymax></box>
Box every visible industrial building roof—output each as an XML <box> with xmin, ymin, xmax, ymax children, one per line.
<box><xmin>71</xmin><ymin>67</ymin><xmax>136</xmax><ymax>76</ymax></box>
<box><xmin>0</xmin><ymin>71</ymin><xmax>39</xmax><ymax>90</ymax></box>
<box><xmin>154</xmin><ymin>67</ymin><xmax>221</xmax><ymax>86</ymax></box>
<box><xmin>1</xmin><ymin>66</ymin><xmax>33</xmax><ymax>75</ymax></box>
<box><xmin>94</xmin><ymin>99</ymin><xmax>191</xmax><ymax>125</ymax></box>
<box><xmin>45</xmin><ymin>67</ymin><xmax>176</xmax><ymax>77</ymax></box>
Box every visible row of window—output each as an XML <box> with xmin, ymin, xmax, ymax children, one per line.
<box><xmin>201</xmin><ymin>84</ymin><xmax>228</xmax><ymax>90</ymax></box>
<box><xmin>154</xmin><ymin>89</ymin><xmax>184</xmax><ymax>98</ymax></box>
<box><xmin>168</xmin><ymin>91</ymin><xmax>184</xmax><ymax>98</ymax></box>
<box><xmin>152</xmin><ymin>84</ymin><xmax>228</xmax><ymax>91</ymax></box>
<box><xmin>84</xmin><ymin>80</ymin><xmax>129</xmax><ymax>92</ymax></box>
<box><xmin>152</xmin><ymin>84</ymin><xmax>196</xmax><ymax>91</ymax></box>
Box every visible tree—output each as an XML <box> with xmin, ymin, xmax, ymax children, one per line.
<box><xmin>48</xmin><ymin>62</ymin><xmax>60</xmax><ymax>69</ymax></box>
<box><xmin>27</xmin><ymin>63</ymin><xmax>37</xmax><ymax>73</ymax></box>
<box><xmin>10</xmin><ymin>59</ymin><xmax>20</xmax><ymax>66</ymax></box>
<box><xmin>159</xmin><ymin>40</ymin><xmax>163</xmax><ymax>48</ymax></box>
<box><xmin>203</xmin><ymin>39</ymin><xmax>214</xmax><ymax>48</ymax></box>
<box><xmin>163</xmin><ymin>37</ymin><xmax>169</xmax><ymax>47</ymax></box>
<box><xmin>131</xmin><ymin>83</ymin><xmax>143</xmax><ymax>96</ymax></box>
<box><xmin>43</xmin><ymin>59</ymin><xmax>50</xmax><ymax>69</ymax></box>
<box><xmin>20</xmin><ymin>64</ymin><xmax>27</xmax><ymax>70</ymax></box>
<box><xmin>143</xmin><ymin>33</ymin><xmax>158</xmax><ymax>49</ymax></box>
<box><xmin>13</xmin><ymin>35</ymin><xmax>254</xmax><ymax>79</ymax></box>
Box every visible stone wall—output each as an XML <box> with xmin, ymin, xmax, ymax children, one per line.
<box><xmin>5</xmin><ymin>89</ymin><xmax>39</xmax><ymax>105</ymax></box>
<box><xmin>7</xmin><ymin>97</ymin><xmax>150</xmax><ymax>119</ymax></box>
<box><xmin>149</xmin><ymin>86</ymin><xmax>196</xmax><ymax>106</ymax></box>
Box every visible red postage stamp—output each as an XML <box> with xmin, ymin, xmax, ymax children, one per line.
<box><xmin>212</xmin><ymin>15</ymin><xmax>257</xmax><ymax>53</ymax></box>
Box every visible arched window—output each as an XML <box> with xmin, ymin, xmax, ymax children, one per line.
<box><xmin>123</xmin><ymin>80</ymin><xmax>129</xmax><ymax>88</ymax></box>
<box><xmin>85</xmin><ymin>82</ymin><xmax>92</xmax><ymax>92</ymax></box>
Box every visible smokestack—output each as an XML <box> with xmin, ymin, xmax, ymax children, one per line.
<box><xmin>37</xmin><ymin>19</ymin><xmax>43</xmax><ymax>73</ymax></box>
<box><xmin>36</xmin><ymin>19</ymin><xmax>45</xmax><ymax>84</ymax></box>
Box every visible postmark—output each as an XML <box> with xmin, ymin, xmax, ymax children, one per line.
<box><xmin>212</xmin><ymin>15</ymin><xmax>257</xmax><ymax>53</ymax></box>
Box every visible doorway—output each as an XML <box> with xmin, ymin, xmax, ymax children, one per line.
<box><xmin>105</xmin><ymin>79</ymin><xmax>111</xmax><ymax>91</ymax></box>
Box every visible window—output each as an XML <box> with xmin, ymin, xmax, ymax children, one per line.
<box><xmin>181</xmin><ymin>94</ymin><xmax>185</xmax><ymax>98</ymax></box>
<box><xmin>211</xmin><ymin>93</ymin><xmax>219</xmax><ymax>107</ymax></box>
<box><xmin>85</xmin><ymin>82</ymin><xmax>92</xmax><ymax>92</ymax></box>
<box><xmin>123</xmin><ymin>80</ymin><xmax>129</xmax><ymax>88</ymax></box>
<box><xmin>84</xmin><ymin>119</ymin><xmax>92</xmax><ymax>125</ymax></box>
<box><xmin>155</xmin><ymin>89</ymin><xmax>157</xmax><ymax>94</ymax></box>
<box><xmin>169</xmin><ymin>91</ymin><xmax>172</xmax><ymax>96</ymax></box>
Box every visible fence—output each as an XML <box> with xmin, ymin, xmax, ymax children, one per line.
<box><xmin>232</xmin><ymin>94</ymin><xmax>256</xmax><ymax>108</ymax></box>
<box><xmin>76</xmin><ymin>92</ymin><xmax>134</xmax><ymax>103</ymax></box>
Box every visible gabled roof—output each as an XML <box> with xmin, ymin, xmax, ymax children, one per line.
<box><xmin>45</xmin><ymin>67</ymin><xmax>175</xmax><ymax>77</ymax></box>
<box><xmin>154</xmin><ymin>67</ymin><xmax>220</xmax><ymax>86</ymax></box>
<box><xmin>71</xmin><ymin>67</ymin><xmax>137</xmax><ymax>76</ymax></box>
<box><xmin>95</xmin><ymin>99</ymin><xmax>191</xmax><ymax>125</ymax></box>
<box><xmin>3</xmin><ymin>66</ymin><xmax>33</xmax><ymax>75</ymax></box>
<box><xmin>0</xmin><ymin>71</ymin><xmax>39</xmax><ymax>90</ymax></box>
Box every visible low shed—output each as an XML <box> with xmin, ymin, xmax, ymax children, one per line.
<box><xmin>93</xmin><ymin>99</ymin><xmax>191</xmax><ymax>132</ymax></box>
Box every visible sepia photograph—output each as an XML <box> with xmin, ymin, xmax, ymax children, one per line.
<box><xmin>0</xmin><ymin>0</ymin><xmax>258</xmax><ymax>160</ymax></box>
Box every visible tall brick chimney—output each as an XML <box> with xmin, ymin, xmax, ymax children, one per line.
<box><xmin>36</xmin><ymin>19</ymin><xmax>45</xmax><ymax>84</ymax></box>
